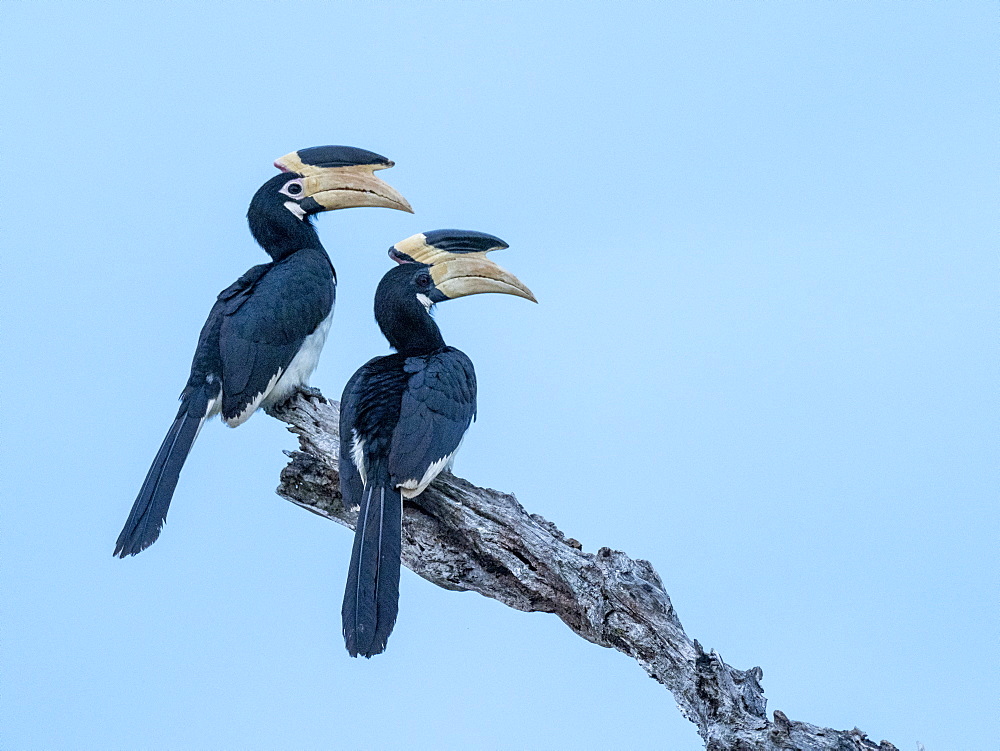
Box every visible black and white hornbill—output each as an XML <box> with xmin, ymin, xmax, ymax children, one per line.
<box><xmin>114</xmin><ymin>146</ymin><xmax>412</xmax><ymax>558</ymax></box>
<box><xmin>339</xmin><ymin>230</ymin><xmax>535</xmax><ymax>657</ymax></box>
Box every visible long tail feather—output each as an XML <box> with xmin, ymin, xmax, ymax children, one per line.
<box><xmin>114</xmin><ymin>395</ymin><xmax>208</xmax><ymax>557</ymax></box>
<box><xmin>342</xmin><ymin>483</ymin><xmax>403</xmax><ymax>657</ymax></box>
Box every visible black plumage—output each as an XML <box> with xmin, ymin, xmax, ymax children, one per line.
<box><xmin>339</xmin><ymin>232</ymin><xmax>534</xmax><ymax>657</ymax></box>
<box><xmin>114</xmin><ymin>146</ymin><xmax>409</xmax><ymax>558</ymax></box>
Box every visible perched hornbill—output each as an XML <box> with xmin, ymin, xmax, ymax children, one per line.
<box><xmin>114</xmin><ymin>146</ymin><xmax>412</xmax><ymax>558</ymax></box>
<box><xmin>340</xmin><ymin>230</ymin><xmax>535</xmax><ymax>657</ymax></box>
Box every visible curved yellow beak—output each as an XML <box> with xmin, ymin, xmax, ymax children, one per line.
<box><xmin>430</xmin><ymin>255</ymin><xmax>536</xmax><ymax>303</ymax></box>
<box><xmin>274</xmin><ymin>148</ymin><xmax>413</xmax><ymax>213</ymax></box>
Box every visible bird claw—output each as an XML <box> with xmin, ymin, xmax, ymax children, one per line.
<box><xmin>296</xmin><ymin>385</ymin><xmax>327</xmax><ymax>403</ymax></box>
<box><xmin>266</xmin><ymin>386</ymin><xmax>327</xmax><ymax>416</ymax></box>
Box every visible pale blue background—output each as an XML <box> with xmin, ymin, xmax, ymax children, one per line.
<box><xmin>2</xmin><ymin>3</ymin><xmax>996</xmax><ymax>749</ymax></box>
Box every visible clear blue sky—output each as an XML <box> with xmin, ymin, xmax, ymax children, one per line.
<box><xmin>2</xmin><ymin>2</ymin><xmax>996</xmax><ymax>749</ymax></box>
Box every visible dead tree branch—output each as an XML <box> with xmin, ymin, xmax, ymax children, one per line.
<box><xmin>271</xmin><ymin>392</ymin><xmax>899</xmax><ymax>751</ymax></box>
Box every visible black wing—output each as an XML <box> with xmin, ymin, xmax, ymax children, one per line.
<box><xmin>219</xmin><ymin>248</ymin><xmax>334</xmax><ymax>424</ymax></box>
<box><xmin>339</xmin><ymin>354</ymin><xmax>412</xmax><ymax>502</ymax></box>
<box><xmin>337</xmin><ymin>362</ymin><xmax>372</xmax><ymax>512</ymax></box>
<box><xmin>388</xmin><ymin>347</ymin><xmax>477</xmax><ymax>493</ymax></box>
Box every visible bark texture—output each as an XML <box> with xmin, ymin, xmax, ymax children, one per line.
<box><xmin>271</xmin><ymin>392</ymin><xmax>899</xmax><ymax>751</ymax></box>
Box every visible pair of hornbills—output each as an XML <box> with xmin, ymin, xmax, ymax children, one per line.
<box><xmin>115</xmin><ymin>146</ymin><xmax>534</xmax><ymax>657</ymax></box>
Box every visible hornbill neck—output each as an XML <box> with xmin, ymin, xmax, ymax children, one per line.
<box><xmin>247</xmin><ymin>199</ymin><xmax>325</xmax><ymax>261</ymax></box>
<box><xmin>376</xmin><ymin>294</ymin><xmax>446</xmax><ymax>356</ymax></box>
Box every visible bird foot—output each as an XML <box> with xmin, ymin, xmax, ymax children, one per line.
<box><xmin>266</xmin><ymin>386</ymin><xmax>327</xmax><ymax>417</ymax></box>
<box><xmin>296</xmin><ymin>385</ymin><xmax>327</xmax><ymax>403</ymax></box>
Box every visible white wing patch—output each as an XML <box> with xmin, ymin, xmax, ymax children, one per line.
<box><xmin>398</xmin><ymin>451</ymin><xmax>455</xmax><ymax>499</ymax></box>
<box><xmin>350</xmin><ymin>429</ymin><xmax>368</xmax><ymax>492</ymax></box>
<box><xmin>193</xmin><ymin>393</ymin><xmax>222</xmax><ymax>441</ymax></box>
<box><xmin>225</xmin><ymin>369</ymin><xmax>282</xmax><ymax>427</ymax></box>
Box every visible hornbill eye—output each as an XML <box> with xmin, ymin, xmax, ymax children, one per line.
<box><xmin>280</xmin><ymin>179</ymin><xmax>305</xmax><ymax>198</ymax></box>
<box><xmin>416</xmin><ymin>273</ymin><xmax>432</xmax><ymax>289</ymax></box>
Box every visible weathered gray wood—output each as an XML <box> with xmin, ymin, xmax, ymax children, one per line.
<box><xmin>271</xmin><ymin>391</ymin><xmax>899</xmax><ymax>751</ymax></box>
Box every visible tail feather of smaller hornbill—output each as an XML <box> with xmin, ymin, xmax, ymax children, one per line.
<box><xmin>114</xmin><ymin>390</ymin><xmax>213</xmax><ymax>558</ymax></box>
<box><xmin>342</xmin><ymin>479</ymin><xmax>403</xmax><ymax>658</ymax></box>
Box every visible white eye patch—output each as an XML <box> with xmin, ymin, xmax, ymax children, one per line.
<box><xmin>279</xmin><ymin>178</ymin><xmax>305</xmax><ymax>198</ymax></box>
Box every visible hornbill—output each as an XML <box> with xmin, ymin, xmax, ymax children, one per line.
<box><xmin>339</xmin><ymin>230</ymin><xmax>536</xmax><ymax>657</ymax></box>
<box><xmin>114</xmin><ymin>146</ymin><xmax>412</xmax><ymax>558</ymax></box>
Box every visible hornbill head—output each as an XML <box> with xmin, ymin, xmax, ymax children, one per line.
<box><xmin>387</xmin><ymin>229</ymin><xmax>537</xmax><ymax>303</ymax></box>
<box><xmin>249</xmin><ymin>146</ymin><xmax>412</xmax><ymax>256</ymax></box>
<box><xmin>273</xmin><ymin>145</ymin><xmax>413</xmax><ymax>215</ymax></box>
